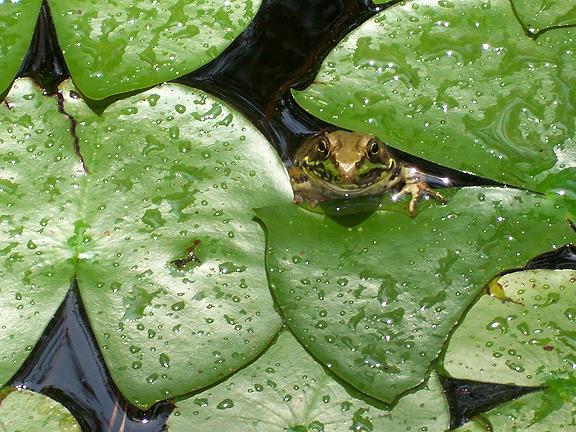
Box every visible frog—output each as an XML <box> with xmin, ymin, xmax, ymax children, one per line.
<box><xmin>288</xmin><ymin>130</ymin><xmax>447</xmax><ymax>217</ymax></box>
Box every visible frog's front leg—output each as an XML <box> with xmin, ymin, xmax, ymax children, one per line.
<box><xmin>393</xmin><ymin>167</ymin><xmax>447</xmax><ymax>217</ymax></box>
<box><xmin>287</xmin><ymin>165</ymin><xmax>319</xmax><ymax>207</ymax></box>
<box><xmin>287</xmin><ymin>166</ymin><xmax>307</xmax><ymax>184</ymax></box>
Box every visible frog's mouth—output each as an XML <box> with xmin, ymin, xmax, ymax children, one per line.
<box><xmin>304</xmin><ymin>166</ymin><xmax>387</xmax><ymax>194</ymax></box>
<box><xmin>356</xmin><ymin>169</ymin><xmax>387</xmax><ymax>187</ymax></box>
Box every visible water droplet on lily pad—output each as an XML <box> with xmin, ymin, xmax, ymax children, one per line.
<box><xmin>147</xmin><ymin>94</ymin><xmax>160</xmax><ymax>107</ymax></box>
<box><xmin>486</xmin><ymin>316</ymin><xmax>509</xmax><ymax>333</ymax></box>
<box><xmin>146</xmin><ymin>373</ymin><xmax>159</xmax><ymax>383</ymax></box>
<box><xmin>171</xmin><ymin>301</ymin><xmax>185</xmax><ymax>311</ymax></box>
<box><xmin>216</xmin><ymin>399</ymin><xmax>234</xmax><ymax>410</ymax></box>
<box><xmin>219</xmin><ymin>262</ymin><xmax>246</xmax><ymax>274</ymax></box>
<box><xmin>159</xmin><ymin>353</ymin><xmax>170</xmax><ymax>368</ymax></box>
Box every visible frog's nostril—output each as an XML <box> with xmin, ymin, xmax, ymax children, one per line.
<box><xmin>339</xmin><ymin>163</ymin><xmax>355</xmax><ymax>174</ymax></box>
<box><xmin>338</xmin><ymin>163</ymin><xmax>356</xmax><ymax>183</ymax></box>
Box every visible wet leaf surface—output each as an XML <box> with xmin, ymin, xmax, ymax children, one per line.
<box><xmin>1</xmin><ymin>1</ymin><xmax>575</xmax><ymax>426</ymax></box>
<box><xmin>256</xmin><ymin>188</ymin><xmax>574</xmax><ymax>404</ymax></box>
<box><xmin>511</xmin><ymin>0</ymin><xmax>576</xmax><ymax>34</ymax></box>
<box><xmin>294</xmin><ymin>0</ymin><xmax>576</xmax><ymax>193</ymax></box>
<box><xmin>65</xmin><ymin>79</ymin><xmax>291</xmax><ymax>408</ymax></box>
<box><xmin>49</xmin><ymin>0</ymin><xmax>262</xmax><ymax>99</ymax></box>
<box><xmin>0</xmin><ymin>387</ymin><xmax>81</xmax><ymax>431</ymax></box>
<box><xmin>168</xmin><ymin>330</ymin><xmax>450</xmax><ymax>432</ymax></box>
<box><xmin>443</xmin><ymin>269</ymin><xmax>576</xmax><ymax>387</ymax></box>
<box><xmin>456</xmin><ymin>378</ymin><xmax>576</xmax><ymax>431</ymax></box>
<box><xmin>0</xmin><ymin>0</ymin><xmax>42</xmax><ymax>95</ymax></box>
<box><xmin>0</xmin><ymin>78</ymin><xmax>292</xmax><ymax>409</ymax></box>
<box><xmin>0</xmin><ymin>80</ymin><xmax>77</xmax><ymax>388</ymax></box>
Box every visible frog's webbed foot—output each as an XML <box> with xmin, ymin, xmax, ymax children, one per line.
<box><xmin>393</xmin><ymin>181</ymin><xmax>447</xmax><ymax>217</ymax></box>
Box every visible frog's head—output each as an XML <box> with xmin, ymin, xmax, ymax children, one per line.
<box><xmin>293</xmin><ymin>130</ymin><xmax>396</xmax><ymax>192</ymax></box>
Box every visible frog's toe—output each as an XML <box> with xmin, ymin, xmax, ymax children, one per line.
<box><xmin>292</xmin><ymin>194</ymin><xmax>318</xmax><ymax>208</ymax></box>
<box><xmin>396</xmin><ymin>182</ymin><xmax>447</xmax><ymax>217</ymax></box>
<box><xmin>424</xmin><ymin>187</ymin><xmax>447</xmax><ymax>204</ymax></box>
<box><xmin>308</xmin><ymin>198</ymin><xmax>319</xmax><ymax>208</ymax></box>
<box><xmin>292</xmin><ymin>194</ymin><xmax>304</xmax><ymax>204</ymax></box>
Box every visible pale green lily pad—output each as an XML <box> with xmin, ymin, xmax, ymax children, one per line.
<box><xmin>0</xmin><ymin>77</ymin><xmax>292</xmax><ymax>409</ymax></box>
<box><xmin>49</xmin><ymin>0</ymin><xmax>261</xmax><ymax>100</ymax></box>
<box><xmin>512</xmin><ymin>0</ymin><xmax>576</xmax><ymax>34</ymax></box>
<box><xmin>443</xmin><ymin>270</ymin><xmax>576</xmax><ymax>387</ymax></box>
<box><xmin>0</xmin><ymin>79</ymin><xmax>77</xmax><ymax>388</ymax></box>
<box><xmin>456</xmin><ymin>379</ymin><xmax>576</xmax><ymax>432</ymax></box>
<box><xmin>256</xmin><ymin>188</ymin><xmax>574</xmax><ymax>404</ymax></box>
<box><xmin>168</xmin><ymin>330</ymin><xmax>450</xmax><ymax>432</ymax></box>
<box><xmin>0</xmin><ymin>388</ymin><xmax>81</xmax><ymax>432</ymax></box>
<box><xmin>62</xmin><ymin>79</ymin><xmax>291</xmax><ymax>408</ymax></box>
<box><xmin>0</xmin><ymin>0</ymin><xmax>42</xmax><ymax>95</ymax></box>
<box><xmin>294</xmin><ymin>0</ymin><xmax>576</xmax><ymax>193</ymax></box>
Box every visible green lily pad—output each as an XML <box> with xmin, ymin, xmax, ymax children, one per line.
<box><xmin>168</xmin><ymin>330</ymin><xmax>450</xmax><ymax>432</ymax></box>
<box><xmin>0</xmin><ymin>388</ymin><xmax>81</xmax><ymax>432</ymax></box>
<box><xmin>511</xmin><ymin>0</ymin><xmax>576</xmax><ymax>34</ymax></box>
<box><xmin>256</xmin><ymin>188</ymin><xmax>574</xmax><ymax>404</ymax></box>
<box><xmin>0</xmin><ymin>78</ymin><xmax>292</xmax><ymax>408</ymax></box>
<box><xmin>443</xmin><ymin>269</ymin><xmax>576</xmax><ymax>387</ymax></box>
<box><xmin>49</xmin><ymin>0</ymin><xmax>262</xmax><ymax>100</ymax></box>
<box><xmin>294</xmin><ymin>0</ymin><xmax>576</xmax><ymax>193</ymax></box>
<box><xmin>0</xmin><ymin>79</ymin><xmax>77</xmax><ymax>387</ymax></box>
<box><xmin>456</xmin><ymin>379</ymin><xmax>576</xmax><ymax>431</ymax></box>
<box><xmin>0</xmin><ymin>0</ymin><xmax>42</xmax><ymax>96</ymax></box>
<box><xmin>64</xmin><ymin>79</ymin><xmax>291</xmax><ymax>408</ymax></box>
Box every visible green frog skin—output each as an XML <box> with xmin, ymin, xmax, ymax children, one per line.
<box><xmin>288</xmin><ymin>130</ymin><xmax>447</xmax><ymax>217</ymax></box>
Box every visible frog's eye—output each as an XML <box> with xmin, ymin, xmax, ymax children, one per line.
<box><xmin>369</xmin><ymin>141</ymin><xmax>380</xmax><ymax>155</ymax></box>
<box><xmin>317</xmin><ymin>140</ymin><xmax>329</xmax><ymax>155</ymax></box>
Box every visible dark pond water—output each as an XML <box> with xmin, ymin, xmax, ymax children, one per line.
<box><xmin>9</xmin><ymin>0</ymin><xmax>576</xmax><ymax>431</ymax></box>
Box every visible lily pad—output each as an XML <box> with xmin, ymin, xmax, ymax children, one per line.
<box><xmin>168</xmin><ymin>330</ymin><xmax>450</xmax><ymax>432</ymax></box>
<box><xmin>49</xmin><ymin>0</ymin><xmax>262</xmax><ymax>100</ymax></box>
<box><xmin>0</xmin><ymin>79</ymin><xmax>78</xmax><ymax>387</ymax></box>
<box><xmin>511</xmin><ymin>0</ymin><xmax>576</xmax><ymax>34</ymax></box>
<box><xmin>0</xmin><ymin>78</ymin><xmax>292</xmax><ymax>408</ymax></box>
<box><xmin>0</xmin><ymin>388</ymin><xmax>81</xmax><ymax>432</ymax></box>
<box><xmin>456</xmin><ymin>379</ymin><xmax>576</xmax><ymax>431</ymax></box>
<box><xmin>294</xmin><ymin>0</ymin><xmax>576</xmax><ymax>193</ymax></box>
<box><xmin>0</xmin><ymin>0</ymin><xmax>42</xmax><ymax>96</ymax></box>
<box><xmin>443</xmin><ymin>269</ymin><xmax>576</xmax><ymax>387</ymax></box>
<box><xmin>64</xmin><ymin>79</ymin><xmax>291</xmax><ymax>408</ymax></box>
<box><xmin>256</xmin><ymin>188</ymin><xmax>574</xmax><ymax>404</ymax></box>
